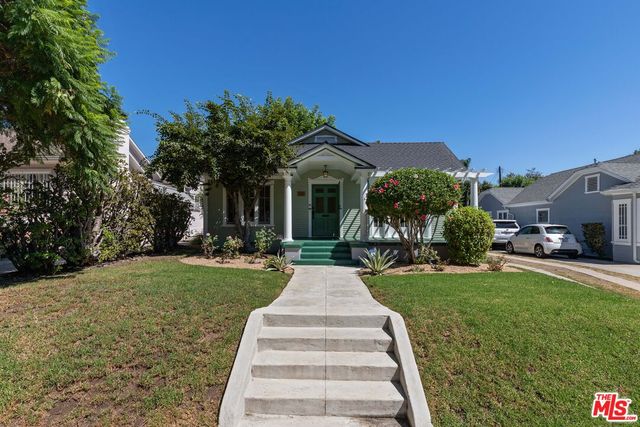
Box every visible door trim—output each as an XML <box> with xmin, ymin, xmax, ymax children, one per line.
<box><xmin>308</xmin><ymin>175</ymin><xmax>343</xmax><ymax>238</ymax></box>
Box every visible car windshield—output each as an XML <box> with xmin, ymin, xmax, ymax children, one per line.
<box><xmin>545</xmin><ymin>226</ymin><xmax>571</xmax><ymax>235</ymax></box>
<box><xmin>494</xmin><ymin>222</ymin><xmax>518</xmax><ymax>229</ymax></box>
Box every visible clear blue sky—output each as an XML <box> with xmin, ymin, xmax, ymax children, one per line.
<box><xmin>91</xmin><ymin>0</ymin><xmax>640</xmax><ymax>182</ymax></box>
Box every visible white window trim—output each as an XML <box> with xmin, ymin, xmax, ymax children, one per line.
<box><xmin>536</xmin><ymin>208</ymin><xmax>550</xmax><ymax>224</ymax></box>
<box><xmin>584</xmin><ymin>174</ymin><xmax>600</xmax><ymax>194</ymax></box>
<box><xmin>497</xmin><ymin>210</ymin><xmax>509</xmax><ymax>220</ymax></box>
<box><xmin>222</xmin><ymin>182</ymin><xmax>274</xmax><ymax>227</ymax></box>
<box><xmin>613</xmin><ymin>199</ymin><xmax>631</xmax><ymax>245</ymax></box>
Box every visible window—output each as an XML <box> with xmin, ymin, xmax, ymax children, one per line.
<box><xmin>497</xmin><ymin>210</ymin><xmax>510</xmax><ymax>220</ymax></box>
<box><xmin>519</xmin><ymin>226</ymin><xmax>531</xmax><ymax>235</ymax></box>
<box><xmin>223</xmin><ymin>183</ymin><xmax>273</xmax><ymax>226</ymax></box>
<box><xmin>613</xmin><ymin>199</ymin><xmax>630</xmax><ymax>244</ymax></box>
<box><xmin>224</xmin><ymin>190</ymin><xmax>237</xmax><ymax>225</ymax></box>
<box><xmin>536</xmin><ymin>208</ymin><xmax>550</xmax><ymax>224</ymax></box>
<box><xmin>314</xmin><ymin>135</ymin><xmax>337</xmax><ymax>144</ymax></box>
<box><xmin>530</xmin><ymin>226</ymin><xmax>541</xmax><ymax>235</ymax></box>
<box><xmin>257</xmin><ymin>184</ymin><xmax>272</xmax><ymax>225</ymax></box>
<box><xmin>585</xmin><ymin>174</ymin><xmax>600</xmax><ymax>193</ymax></box>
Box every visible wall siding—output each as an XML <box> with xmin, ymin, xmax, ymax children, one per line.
<box><xmin>479</xmin><ymin>194</ymin><xmax>508</xmax><ymax>219</ymax></box>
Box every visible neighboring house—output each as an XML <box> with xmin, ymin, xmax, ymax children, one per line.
<box><xmin>203</xmin><ymin>124</ymin><xmax>491</xmax><ymax>263</ymax></box>
<box><xmin>479</xmin><ymin>187</ymin><xmax>524</xmax><ymax>219</ymax></box>
<box><xmin>1</xmin><ymin>128</ymin><xmax>203</xmax><ymax>236</ymax></box>
<box><xmin>504</xmin><ymin>153</ymin><xmax>640</xmax><ymax>262</ymax></box>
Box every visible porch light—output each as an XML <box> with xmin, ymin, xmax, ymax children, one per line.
<box><xmin>322</xmin><ymin>165</ymin><xmax>329</xmax><ymax>178</ymax></box>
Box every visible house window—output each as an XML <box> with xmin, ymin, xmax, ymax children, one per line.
<box><xmin>314</xmin><ymin>135</ymin><xmax>337</xmax><ymax>144</ymax></box>
<box><xmin>257</xmin><ymin>184</ymin><xmax>272</xmax><ymax>225</ymax></box>
<box><xmin>497</xmin><ymin>210</ymin><xmax>510</xmax><ymax>220</ymax></box>
<box><xmin>585</xmin><ymin>174</ymin><xmax>600</xmax><ymax>194</ymax></box>
<box><xmin>223</xmin><ymin>183</ymin><xmax>273</xmax><ymax>226</ymax></box>
<box><xmin>224</xmin><ymin>190</ymin><xmax>237</xmax><ymax>225</ymax></box>
<box><xmin>536</xmin><ymin>208</ymin><xmax>550</xmax><ymax>224</ymax></box>
<box><xmin>613</xmin><ymin>199</ymin><xmax>630</xmax><ymax>244</ymax></box>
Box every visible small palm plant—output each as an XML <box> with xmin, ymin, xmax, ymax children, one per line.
<box><xmin>264</xmin><ymin>251</ymin><xmax>292</xmax><ymax>273</ymax></box>
<box><xmin>360</xmin><ymin>249</ymin><xmax>396</xmax><ymax>276</ymax></box>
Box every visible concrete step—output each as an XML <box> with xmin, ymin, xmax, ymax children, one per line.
<box><xmin>300</xmin><ymin>252</ymin><xmax>352</xmax><ymax>260</ymax></box>
<box><xmin>252</xmin><ymin>351</ymin><xmax>399</xmax><ymax>381</ymax></box>
<box><xmin>245</xmin><ymin>379</ymin><xmax>407</xmax><ymax>417</ymax></box>
<box><xmin>257</xmin><ymin>327</ymin><xmax>394</xmax><ymax>352</ymax></box>
<box><xmin>293</xmin><ymin>259</ymin><xmax>358</xmax><ymax>266</ymax></box>
<box><xmin>263</xmin><ymin>313</ymin><xmax>389</xmax><ymax>328</ymax></box>
<box><xmin>238</xmin><ymin>415</ymin><xmax>408</xmax><ymax>426</ymax></box>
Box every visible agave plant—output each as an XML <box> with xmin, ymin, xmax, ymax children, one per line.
<box><xmin>360</xmin><ymin>249</ymin><xmax>396</xmax><ymax>276</ymax></box>
<box><xmin>264</xmin><ymin>252</ymin><xmax>292</xmax><ymax>272</ymax></box>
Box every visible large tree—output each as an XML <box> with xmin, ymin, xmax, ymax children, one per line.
<box><xmin>148</xmin><ymin>91</ymin><xmax>334</xmax><ymax>244</ymax></box>
<box><xmin>501</xmin><ymin>168</ymin><xmax>543</xmax><ymax>187</ymax></box>
<box><xmin>0</xmin><ymin>0</ymin><xmax>124</xmax><ymax>188</ymax></box>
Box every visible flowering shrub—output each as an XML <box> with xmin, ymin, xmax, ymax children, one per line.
<box><xmin>201</xmin><ymin>233</ymin><xmax>218</xmax><ymax>258</ymax></box>
<box><xmin>222</xmin><ymin>236</ymin><xmax>243</xmax><ymax>259</ymax></box>
<box><xmin>255</xmin><ymin>228</ymin><xmax>276</xmax><ymax>256</ymax></box>
<box><xmin>366</xmin><ymin>168</ymin><xmax>462</xmax><ymax>263</ymax></box>
<box><xmin>444</xmin><ymin>207</ymin><xmax>494</xmax><ymax>266</ymax></box>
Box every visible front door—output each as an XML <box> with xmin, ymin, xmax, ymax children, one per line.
<box><xmin>312</xmin><ymin>184</ymin><xmax>340</xmax><ymax>238</ymax></box>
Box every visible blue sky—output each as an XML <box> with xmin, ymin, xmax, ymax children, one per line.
<box><xmin>92</xmin><ymin>1</ymin><xmax>640</xmax><ymax>182</ymax></box>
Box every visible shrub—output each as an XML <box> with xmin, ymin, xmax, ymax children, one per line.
<box><xmin>486</xmin><ymin>255</ymin><xmax>507</xmax><ymax>272</ymax></box>
<box><xmin>416</xmin><ymin>245</ymin><xmax>440</xmax><ymax>266</ymax></box>
<box><xmin>366</xmin><ymin>168</ymin><xmax>462</xmax><ymax>263</ymax></box>
<box><xmin>255</xmin><ymin>228</ymin><xmax>276</xmax><ymax>256</ymax></box>
<box><xmin>222</xmin><ymin>236</ymin><xmax>243</xmax><ymax>259</ymax></box>
<box><xmin>582</xmin><ymin>223</ymin><xmax>606</xmax><ymax>257</ymax></box>
<box><xmin>264</xmin><ymin>252</ymin><xmax>292</xmax><ymax>272</ymax></box>
<box><xmin>97</xmin><ymin>229</ymin><xmax>122</xmax><ymax>263</ymax></box>
<box><xmin>201</xmin><ymin>233</ymin><xmax>218</xmax><ymax>258</ymax></box>
<box><xmin>146</xmin><ymin>190</ymin><xmax>192</xmax><ymax>253</ymax></box>
<box><xmin>444</xmin><ymin>207</ymin><xmax>494</xmax><ymax>266</ymax></box>
<box><xmin>360</xmin><ymin>249</ymin><xmax>397</xmax><ymax>276</ymax></box>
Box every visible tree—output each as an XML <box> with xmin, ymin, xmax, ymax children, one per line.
<box><xmin>366</xmin><ymin>168</ymin><xmax>462</xmax><ymax>263</ymax></box>
<box><xmin>147</xmin><ymin>91</ymin><xmax>334</xmax><ymax>244</ymax></box>
<box><xmin>0</xmin><ymin>0</ymin><xmax>124</xmax><ymax>189</ymax></box>
<box><xmin>501</xmin><ymin>168</ymin><xmax>543</xmax><ymax>187</ymax></box>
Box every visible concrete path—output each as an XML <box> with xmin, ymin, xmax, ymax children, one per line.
<box><xmin>502</xmin><ymin>254</ymin><xmax>640</xmax><ymax>292</ymax></box>
<box><xmin>220</xmin><ymin>266</ymin><xmax>430</xmax><ymax>427</ymax></box>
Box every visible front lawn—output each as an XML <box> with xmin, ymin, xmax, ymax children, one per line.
<box><xmin>365</xmin><ymin>272</ymin><xmax>640</xmax><ymax>426</ymax></box>
<box><xmin>0</xmin><ymin>257</ymin><xmax>288</xmax><ymax>426</ymax></box>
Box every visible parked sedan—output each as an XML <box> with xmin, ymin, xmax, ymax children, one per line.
<box><xmin>492</xmin><ymin>220</ymin><xmax>520</xmax><ymax>245</ymax></box>
<box><xmin>506</xmin><ymin>224</ymin><xmax>583</xmax><ymax>259</ymax></box>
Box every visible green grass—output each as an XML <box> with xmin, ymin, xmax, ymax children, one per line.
<box><xmin>365</xmin><ymin>272</ymin><xmax>640</xmax><ymax>426</ymax></box>
<box><xmin>0</xmin><ymin>257</ymin><xmax>289</xmax><ymax>426</ymax></box>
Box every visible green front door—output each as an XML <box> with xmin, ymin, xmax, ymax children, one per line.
<box><xmin>312</xmin><ymin>184</ymin><xmax>340</xmax><ymax>238</ymax></box>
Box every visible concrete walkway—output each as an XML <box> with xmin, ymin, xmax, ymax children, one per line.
<box><xmin>219</xmin><ymin>266</ymin><xmax>430</xmax><ymax>427</ymax></box>
<box><xmin>502</xmin><ymin>254</ymin><xmax>640</xmax><ymax>292</ymax></box>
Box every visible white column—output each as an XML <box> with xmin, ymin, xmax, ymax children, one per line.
<box><xmin>470</xmin><ymin>178</ymin><xmax>479</xmax><ymax>208</ymax></box>
<box><xmin>283</xmin><ymin>174</ymin><xmax>293</xmax><ymax>242</ymax></box>
<box><xmin>359</xmin><ymin>172</ymin><xmax>369</xmax><ymax>241</ymax></box>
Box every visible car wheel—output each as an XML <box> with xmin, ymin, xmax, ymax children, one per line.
<box><xmin>506</xmin><ymin>242</ymin><xmax>515</xmax><ymax>254</ymax></box>
<box><xmin>534</xmin><ymin>244</ymin><xmax>545</xmax><ymax>258</ymax></box>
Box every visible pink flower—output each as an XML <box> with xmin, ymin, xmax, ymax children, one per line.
<box><xmin>393</xmin><ymin>202</ymin><xmax>399</xmax><ymax>209</ymax></box>
<box><xmin>378</xmin><ymin>188</ymin><xmax>385</xmax><ymax>194</ymax></box>
<box><xmin>384</xmin><ymin>183</ymin><xmax>389</xmax><ymax>188</ymax></box>
<box><xmin>420</xmin><ymin>194</ymin><xmax>426</xmax><ymax>201</ymax></box>
<box><xmin>415</xmin><ymin>209</ymin><xmax>420</xmax><ymax>214</ymax></box>
<box><xmin>453</xmin><ymin>183</ymin><xmax>460</xmax><ymax>190</ymax></box>
<box><xmin>420</xmin><ymin>214</ymin><xmax>427</xmax><ymax>221</ymax></box>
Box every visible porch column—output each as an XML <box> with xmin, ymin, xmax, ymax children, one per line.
<box><xmin>470</xmin><ymin>178</ymin><xmax>479</xmax><ymax>208</ymax></box>
<box><xmin>359</xmin><ymin>172</ymin><xmax>369</xmax><ymax>241</ymax></box>
<box><xmin>283</xmin><ymin>173</ymin><xmax>293</xmax><ymax>242</ymax></box>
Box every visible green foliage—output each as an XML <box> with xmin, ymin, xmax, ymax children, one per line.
<box><xmin>366</xmin><ymin>168</ymin><xmax>462</xmax><ymax>263</ymax></box>
<box><xmin>486</xmin><ymin>255</ymin><xmax>507</xmax><ymax>272</ymax></box>
<box><xmin>255</xmin><ymin>228</ymin><xmax>276</xmax><ymax>256</ymax></box>
<box><xmin>500</xmin><ymin>168</ymin><xmax>543</xmax><ymax>188</ymax></box>
<box><xmin>263</xmin><ymin>252</ymin><xmax>292</xmax><ymax>272</ymax></box>
<box><xmin>416</xmin><ymin>245</ymin><xmax>440</xmax><ymax>265</ymax></box>
<box><xmin>581</xmin><ymin>223</ymin><xmax>607</xmax><ymax>257</ymax></box>
<box><xmin>360</xmin><ymin>249</ymin><xmax>397</xmax><ymax>276</ymax></box>
<box><xmin>97</xmin><ymin>229</ymin><xmax>121</xmax><ymax>263</ymax></box>
<box><xmin>0</xmin><ymin>0</ymin><xmax>124</xmax><ymax>189</ymax></box>
<box><xmin>146</xmin><ymin>190</ymin><xmax>192</xmax><ymax>253</ymax></box>
<box><xmin>222</xmin><ymin>236</ymin><xmax>243</xmax><ymax>259</ymax></box>
<box><xmin>147</xmin><ymin>91</ymin><xmax>333</xmax><ymax>243</ymax></box>
<box><xmin>201</xmin><ymin>233</ymin><xmax>218</xmax><ymax>258</ymax></box>
<box><xmin>444</xmin><ymin>207</ymin><xmax>495</xmax><ymax>266</ymax></box>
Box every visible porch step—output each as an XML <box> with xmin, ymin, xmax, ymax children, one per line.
<box><xmin>301</xmin><ymin>240</ymin><xmax>350</xmax><ymax>248</ymax></box>
<box><xmin>263</xmin><ymin>313</ymin><xmax>389</xmax><ymax>328</ymax></box>
<box><xmin>300</xmin><ymin>252</ymin><xmax>352</xmax><ymax>260</ymax></box>
<box><xmin>257</xmin><ymin>327</ymin><xmax>394</xmax><ymax>352</ymax></box>
<box><xmin>294</xmin><ymin>259</ymin><xmax>357</xmax><ymax>266</ymax></box>
<box><xmin>302</xmin><ymin>246</ymin><xmax>351</xmax><ymax>254</ymax></box>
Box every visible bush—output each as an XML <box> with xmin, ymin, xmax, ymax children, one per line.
<box><xmin>486</xmin><ymin>255</ymin><xmax>507</xmax><ymax>272</ymax></box>
<box><xmin>360</xmin><ymin>249</ymin><xmax>396</xmax><ymax>276</ymax></box>
<box><xmin>264</xmin><ymin>252</ymin><xmax>292</xmax><ymax>272</ymax></box>
<box><xmin>201</xmin><ymin>233</ymin><xmax>218</xmax><ymax>258</ymax></box>
<box><xmin>444</xmin><ymin>207</ymin><xmax>494</xmax><ymax>266</ymax></box>
<box><xmin>582</xmin><ymin>223</ymin><xmax>606</xmax><ymax>257</ymax></box>
<box><xmin>255</xmin><ymin>228</ymin><xmax>276</xmax><ymax>256</ymax></box>
<box><xmin>222</xmin><ymin>236</ymin><xmax>243</xmax><ymax>259</ymax></box>
<box><xmin>146</xmin><ymin>190</ymin><xmax>192</xmax><ymax>253</ymax></box>
<box><xmin>366</xmin><ymin>168</ymin><xmax>462</xmax><ymax>263</ymax></box>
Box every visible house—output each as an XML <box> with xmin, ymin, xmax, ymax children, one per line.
<box><xmin>503</xmin><ymin>153</ymin><xmax>640</xmax><ymax>262</ymax></box>
<box><xmin>203</xmin><ymin>124</ymin><xmax>491</xmax><ymax>264</ymax></box>
<box><xmin>479</xmin><ymin>187</ymin><xmax>524</xmax><ymax>219</ymax></box>
<box><xmin>1</xmin><ymin>128</ymin><xmax>203</xmax><ymax>237</ymax></box>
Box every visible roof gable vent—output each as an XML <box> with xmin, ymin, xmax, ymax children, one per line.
<box><xmin>314</xmin><ymin>135</ymin><xmax>337</xmax><ymax>144</ymax></box>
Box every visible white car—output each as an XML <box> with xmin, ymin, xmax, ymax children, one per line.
<box><xmin>492</xmin><ymin>220</ymin><xmax>520</xmax><ymax>245</ymax></box>
<box><xmin>506</xmin><ymin>224</ymin><xmax>583</xmax><ymax>259</ymax></box>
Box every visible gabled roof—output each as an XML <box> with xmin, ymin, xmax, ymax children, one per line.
<box><xmin>290</xmin><ymin>143</ymin><xmax>376</xmax><ymax>169</ymax></box>
<box><xmin>479</xmin><ymin>187</ymin><xmax>524</xmax><ymax>204</ymax></box>
<box><xmin>288</xmin><ymin>124</ymin><xmax>368</xmax><ymax>146</ymax></box>
<box><xmin>507</xmin><ymin>153</ymin><xmax>640</xmax><ymax>206</ymax></box>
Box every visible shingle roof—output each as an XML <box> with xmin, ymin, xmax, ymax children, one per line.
<box><xmin>507</xmin><ymin>154</ymin><xmax>640</xmax><ymax>205</ymax></box>
<box><xmin>479</xmin><ymin>187</ymin><xmax>524</xmax><ymax>204</ymax></box>
<box><xmin>295</xmin><ymin>142</ymin><xmax>465</xmax><ymax>171</ymax></box>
